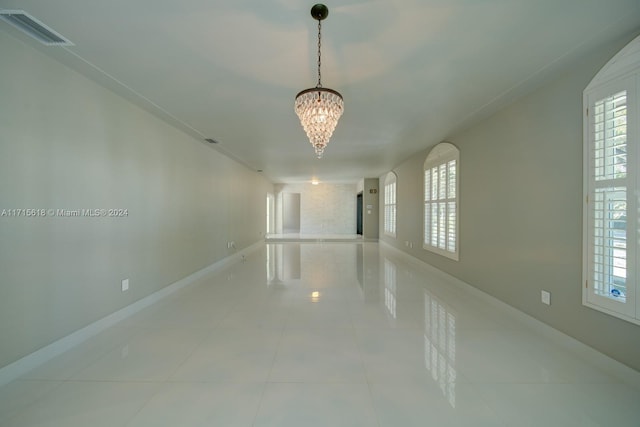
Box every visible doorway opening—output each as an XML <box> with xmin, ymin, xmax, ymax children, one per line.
<box><xmin>356</xmin><ymin>192</ymin><xmax>363</xmax><ymax>235</ymax></box>
<box><xmin>266</xmin><ymin>193</ymin><xmax>274</xmax><ymax>236</ymax></box>
<box><xmin>283</xmin><ymin>192</ymin><xmax>301</xmax><ymax>234</ymax></box>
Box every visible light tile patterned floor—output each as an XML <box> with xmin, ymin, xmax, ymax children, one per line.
<box><xmin>1</xmin><ymin>242</ymin><xmax>639</xmax><ymax>426</ymax></box>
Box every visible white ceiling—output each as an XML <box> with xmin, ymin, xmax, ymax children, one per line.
<box><xmin>1</xmin><ymin>0</ymin><xmax>639</xmax><ymax>183</ymax></box>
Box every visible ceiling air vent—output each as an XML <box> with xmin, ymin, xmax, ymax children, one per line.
<box><xmin>0</xmin><ymin>10</ymin><xmax>73</xmax><ymax>46</ymax></box>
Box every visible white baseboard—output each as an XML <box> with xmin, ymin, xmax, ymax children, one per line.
<box><xmin>0</xmin><ymin>241</ymin><xmax>263</xmax><ymax>387</ymax></box>
<box><xmin>381</xmin><ymin>241</ymin><xmax>640</xmax><ymax>390</ymax></box>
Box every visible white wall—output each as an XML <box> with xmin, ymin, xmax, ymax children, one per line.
<box><xmin>0</xmin><ymin>32</ymin><xmax>273</xmax><ymax>370</ymax></box>
<box><xmin>379</xmin><ymin>30</ymin><xmax>640</xmax><ymax>372</ymax></box>
<box><xmin>274</xmin><ymin>183</ymin><xmax>357</xmax><ymax>234</ymax></box>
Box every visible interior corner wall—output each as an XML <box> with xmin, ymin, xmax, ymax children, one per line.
<box><xmin>380</xmin><ymin>30</ymin><xmax>640</xmax><ymax>372</ymax></box>
<box><xmin>0</xmin><ymin>32</ymin><xmax>273</xmax><ymax>370</ymax></box>
<box><xmin>274</xmin><ymin>183</ymin><xmax>357</xmax><ymax>234</ymax></box>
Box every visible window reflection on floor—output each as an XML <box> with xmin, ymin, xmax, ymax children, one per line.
<box><xmin>266</xmin><ymin>244</ymin><xmax>301</xmax><ymax>286</ymax></box>
<box><xmin>424</xmin><ymin>289</ymin><xmax>457</xmax><ymax>408</ymax></box>
<box><xmin>384</xmin><ymin>258</ymin><xmax>397</xmax><ymax>319</ymax></box>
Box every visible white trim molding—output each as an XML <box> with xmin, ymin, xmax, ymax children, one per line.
<box><xmin>0</xmin><ymin>242</ymin><xmax>263</xmax><ymax>387</ymax></box>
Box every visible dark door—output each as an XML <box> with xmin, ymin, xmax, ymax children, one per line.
<box><xmin>356</xmin><ymin>192</ymin><xmax>363</xmax><ymax>235</ymax></box>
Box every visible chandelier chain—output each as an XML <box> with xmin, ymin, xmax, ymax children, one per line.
<box><xmin>316</xmin><ymin>19</ymin><xmax>322</xmax><ymax>88</ymax></box>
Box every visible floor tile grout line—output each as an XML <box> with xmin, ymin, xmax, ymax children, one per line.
<box><xmin>121</xmin><ymin>379</ymin><xmax>167</xmax><ymax>427</ymax></box>
<box><xmin>251</xmin><ymin>282</ymin><xmax>290</xmax><ymax>427</ymax></box>
<box><xmin>349</xmin><ymin>315</ymin><xmax>383</xmax><ymax>427</ymax></box>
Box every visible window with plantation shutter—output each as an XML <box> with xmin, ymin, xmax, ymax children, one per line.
<box><xmin>424</xmin><ymin>143</ymin><xmax>459</xmax><ymax>261</ymax></box>
<box><xmin>583</xmin><ymin>34</ymin><xmax>640</xmax><ymax>325</ymax></box>
<box><xmin>384</xmin><ymin>172</ymin><xmax>397</xmax><ymax>237</ymax></box>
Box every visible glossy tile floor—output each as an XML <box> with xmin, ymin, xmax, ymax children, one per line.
<box><xmin>1</xmin><ymin>242</ymin><xmax>639</xmax><ymax>426</ymax></box>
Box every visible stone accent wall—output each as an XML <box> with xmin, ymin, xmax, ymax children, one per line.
<box><xmin>275</xmin><ymin>183</ymin><xmax>357</xmax><ymax>234</ymax></box>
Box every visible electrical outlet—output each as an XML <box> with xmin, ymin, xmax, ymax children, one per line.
<box><xmin>121</xmin><ymin>278</ymin><xmax>129</xmax><ymax>292</ymax></box>
<box><xmin>541</xmin><ymin>290</ymin><xmax>551</xmax><ymax>305</ymax></box>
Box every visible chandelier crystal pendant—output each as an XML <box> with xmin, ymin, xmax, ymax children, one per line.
<box><xmin>295</xmin><ymin>4</ymin><xmax>344</xmax><ymax>159</ymax></box>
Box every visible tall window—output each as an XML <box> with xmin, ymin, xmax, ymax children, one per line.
<box><xmin>384</xmin><ymin>172</ymin><xmax>397</xmax><ymax>237</ymax></box>
<box><xmin>424</xmin><ymin>142</ymin><xmax>459</xmax><ymax>260</ymax></box>
<box><xmin>583</xmin><ymin>34</ymin><xmax>639</xmax><ymax>325</ymax></box>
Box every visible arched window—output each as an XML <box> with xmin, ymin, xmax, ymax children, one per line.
<box><xmin>424</xmin><ymin>142</ymin><xmax>459</xmax><ymax>260</ymax></box>
<box><xmin>384</xmin><ymin>172</ymin><xmax>397</xmax><ymax>237</ymax></box>
<box><xmin>583</xmin><ymin>34</ymin><xmax>640</xmax><ymax>325</ymax></box>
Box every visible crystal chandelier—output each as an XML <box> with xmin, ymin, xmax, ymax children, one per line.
<box><xmin>295</xmin><ymin>4</ymin><xmax>344</xmax><ymax>159</ymax></box>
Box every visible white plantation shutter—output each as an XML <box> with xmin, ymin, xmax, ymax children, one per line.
<box><xmin>390</xmin><ymin>183</ymin><xmax>396</xmax><ymax>234</ymax></box>
<box><xmin>424</xmin><ymin>143</ymin><xmax>459</xmax><ymax>260</ymax></box>
<box><xmin>591</xmin><ymin>90</ymin><xmax>629</xmax><ymax>304</ymax></box>
<box><xmin>384</xmin><ymin>172</ymin><xmax>397</xmax><ymax>237</ymax></box>
<box><xmin>584</xmin><ymin>68</ymin><xmax>639</xmax><ymax>324</ymax></box>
